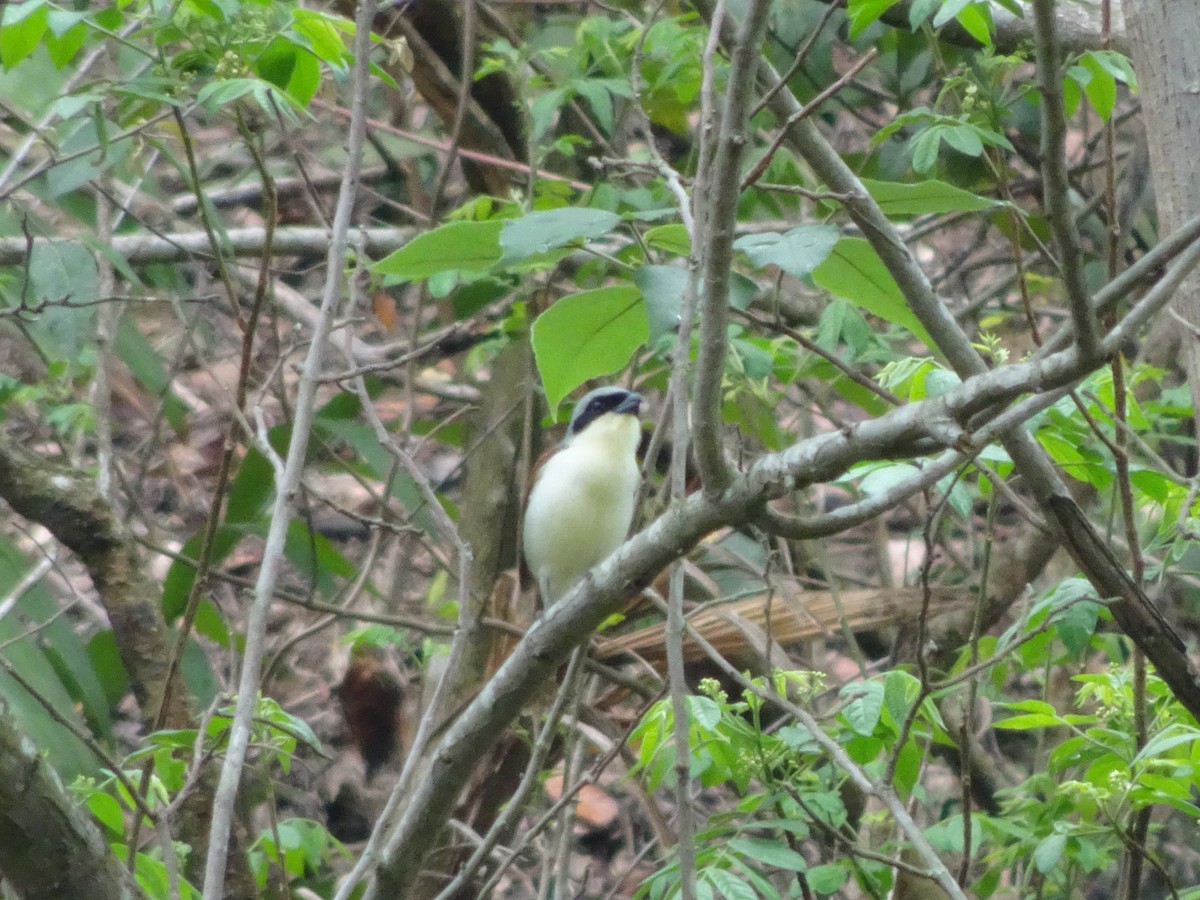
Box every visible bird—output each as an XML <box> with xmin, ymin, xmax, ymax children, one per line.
<box><xmin>522</xmin><ymin>386</ymin><xmax>644</xmax><ymax>606</ymax></box>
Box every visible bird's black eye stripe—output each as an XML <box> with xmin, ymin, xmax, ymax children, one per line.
<box><xmin>567</xmin><ymin>388</ymin><xmax>640</xmax><ymax>437</ymax></box>
<box><xmin>573</xmin><ymin>404</ymin><xmax>604</xmax><ymax>433</ymax></box>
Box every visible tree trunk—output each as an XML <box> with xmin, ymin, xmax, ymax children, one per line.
<box><xmin>1125</xmin><ymin>0</ymin><xmax>1200</xmax><ymax>414</ymax></box>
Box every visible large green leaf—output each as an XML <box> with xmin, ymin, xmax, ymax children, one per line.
<box><xmin>283</xmin><ymin>518</ymin><xmax>356</xmax><ymax>599</ymax></box>
<box><xmin>499</xmin><ymin>208</ymin><xmax>621</xmax><ymax>263</ymax></box>
<box><xmin>633</xmin><ymin>265</ymin><xmax>757</xmax><ymax>343</ymax></box>
<box><xmin>371</xmin><ymin>220</ymin><xmax>502</xmax><ymax>281</ymax></box>
<box><xmin>0</xmin><ymin>0</ymin><xmax>49</xmax><ymax>69</ymax></box>
<box><xmin>862</xmin><ymin>178</ymin><xmax>1001</xmax><ymax>215</ymax></box>
<box><xmin>633</xmin><ymin>265</ymin><xmax>685</xmax><ymax>342</ymax></box>
<box><xmin>733</xmin><ymin>224</ymin><xmax>838</xmax><ymax>278</ymax></box>
<box><xmin>24</xmin><ymin>241</ymin><xmax>99</xmax><ymax>361</ymax></box>
<box><xmin>811</xmin><ymin>238</ymin><xmax>934</xmax><ymax>346</ymax></box>
<box><xmin>531</xmin><ymin>286</ymin><xmax>648</xmax><ymax>417</ymax></box>
<box><xmin>161</xmin><ymin>524</ymin><xmax>252</xmax><ymax>622</ymax></box>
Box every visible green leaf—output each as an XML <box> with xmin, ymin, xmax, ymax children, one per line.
<box><xmin>840</xmin><ymin>680</ymin><xmax>884</xmax><ymax>735</ymax></box>
<box><xmin>632</xmin><ymin>265</ymin><xmax>756</xmax><ymax>343</ymax></box>
<box><xmin>893</xmin><ymin>738</ymin><xmax>922</xmax><ymax>795</ymax></box>
<box><xmin>1134</xmin><ymin>726</ymin><xmax>1200</xmax><ymax>764</ymax></box>
<box><xmin>45</xmin><ymin>8</ymin><xmax>88</xmax><ymax>37</ymax></box>
<box><xmin>883</xmin><ymin>669</ymin><xmax>918</xmax><ymax>727</ymax></box>
<box><xmin>0</xmin><ymin>539</ymin><xmax>98</xmax><ymax>775</ymax></box>
<box><xmin>371</xmin><ymin>220</ymin><xmax>502</xmax><ymax>281</ymax></box>
<box><xmin>847</xmin><ymin>0</ymin><xmax>899</xmax><ymax>37</ymax></box>
<box><xmin>44</xmin><ymin>20</ymin><xmax>87</xmax><ymax>68</ymax></box>
<box><xmin>291</xmin><ymin>8</ymin><xmax>351</xmax><ymax>66</ymax></box>
<box><xmin>531</xmin><ymin>286</ymin><xmax>648</xmax><ymax>416</ymax></box>
<box><xmin>942</xmin><ymin>124</ymin><xmax>984</xmax><ymax>157</ymax></box>
<box><xmin>1034</xmin><ymin>831</ymin><xmax>1067</xmax><ymax>873</ymax></box>
<box><xmin>908</xmin><ymin>0</ymin><xmax>940</xmax><ymax>27</ymax></box>
<box><xmin>193</xmin><ymin>599</ymin><xmax>230</xmax><ymax>648</ymax></box>
<box><xmin>255</xmin><ymin>37</ymin><xmax>299</xmax><ymax>90</ymax></box>
<box><xmin>862</xmin><ymin>178</ymin><xmax>1000</xmax><ymax>215</ymax></box>
<box><xmin>1055</xmin><ymin>598</ymin><xmax>1100</xmax><ymax>656</ymax></box>
<box><xmin>284</xmin><ymin>519</ymin><xmax>355</xmax><ymax>599</ymax></box>
<box><xmin>995</xmin><ymin>713</ymin><xmax>1061</xmax><ymax>730</ymax></box>
<box><xmin>703</xmin><ymin>868</ymin><xmax>756</xmax><ymax>900</ymax></box>
<box><xmin>86</xmin><ymin>631</ymin><xmax>129</xmax><ymax>710</ymax></box>
<box><xmin>161</xmin><ymin>525</ymin><xmax>250</xmax><ymax>620</ymax></box>
<box><xmin>25</xmin><ymin>241</ymin><xmax>99</xmax><ymax>361</ymax></box>
<box><xmin>806</xmin><ymin>863</ymin><xmax>848</xmax><ymax>893</ymax></box>
<box><xmin>530</xmin><ymin>86</ymin><xmax>569</xmax><ymax>140</ymax></box>
<box><xmin>1002</xmin><ymin>699</ymin><xmax>1058</xmax><ymax>715</ymax></box>
<box><xmin>857</xmin><ymin>462</ymin><xmax>922</xmax><ymax>499</ymax></box>
<box><xmin>953</xmin><ymin>2</ymin><xmax>993</xmax><ymax>45</ymax></box>
<box><xmin>733</xmin><ymin>224</ymin><xmax>839</xmax><ymax>278</ymax></box>
<box><xmin>932</xmin><ymin>0</ymin><xmax>971</xmax><ymax>27</ymax></box>
<box><xmin>687</xmin><ymin>695</ymin><xmax>722</xmax><ymax>731</ymax></box>
<box><xmin>499</xmin><ymin>208</ymin><xmax>621</xmax><ymax>263</ymax></box>
<box><xmin>644</xmin><ymin>223</ymin><xmax>691</xmax><ymax>256</ymax></box>
<box><xmin>625</xmin><ymin>268</ymin><xmax>675</xmax><ymax>341</ymax></box>
<box><xmin>1089</xmin><ymin>49</ymin><xmax>1137</xmax><ymax>89</ymax></box>
<box><xmin>812</xmin><ymin>238</ymin><xmax>935</xmax><ymax>346</ymax></box>
<box><xmin>1074</xmin><ymin>52</ymin><xmax>1117</xmax><ymax>121</ymax></box>
<box><xmin>85</xmin><ymin>791</ymin><xmax>125</xmax><ymax>835</ymax></box>
<box><xmin>0</xmin><ymin>1</ymin><xmax>48</xmax><ymax>69</ymax></box>
<box><xmin>116</xmin><ymin>320</ymin><xmax>190</xmax><ymax>435</ymax></box>
<box><xmin>910</xmin><ymin>128</ymin><xmax>942</xmax><ymax>174</ymax></box>
<box><xmin>727</xmin><ymin>837</ymin><xmax>808</xmax><ymax>872</ymax></box>
<box><xmin>574</xmin><ymin>78</ymin><xmax>616</xmax><ymax>134</ymax></box>
<box><xmin>816</xmin><ymin>299</ymin><xmax>873</xmax><ymax>358</ymax></box>
<box><xmin>255</xmin><ymin>39</ymin><xmax>321</xmax><ymax>106</ymax></box>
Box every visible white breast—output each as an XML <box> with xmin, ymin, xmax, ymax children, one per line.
<box><xmin>522</xmin><ymin>415</ymin><xmax>641</xmax><ymax>605</ymax></box>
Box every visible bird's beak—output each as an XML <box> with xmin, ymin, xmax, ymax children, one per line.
<box><xmin>616</xmin><ymin>392</ymin><xmax>644</xmax><ymax>416</ymax></box>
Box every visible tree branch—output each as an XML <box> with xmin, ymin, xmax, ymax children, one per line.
<box><xmin>0</xmin><ymin>435</ymin><xmax>190</xmax><ymax>730</ymax></box>
<box><xmin>738</xmin><ymin>38</ymin><xmax>1200</xmax><ymax>717</ymax></box>
<box><xmin>0</xmin><ymin>226</ymin><xmax>411</xmax><ymax>267</ymax></box>
<box><xmin>1033</xmin><ymin>0</ymin><xmax>1098</xmax><ymax>359</ymax></box>
<box><xmin>200</xmin><ymin>2</ymin><xmax>379</xmax><ymax>895</ymax></box>
<box><xmin>0</xmin><ymin>698</ymin><xmax>146</xmax><ymax>900</ymax></box>
<box><xmin>692</xmin><ymin>0</ymin><xmax>773</xmax><ymax>493</ymax></box>
<box><xmin>364</xmin><ymin>245</ymin><xmax>1200</xmax><ymax>889</ymax></box>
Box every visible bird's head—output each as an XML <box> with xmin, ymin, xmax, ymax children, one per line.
<box><xmin>563</xmin><ymin>386</ymin><xmax>643</xmax><ymax>446</ymax></box>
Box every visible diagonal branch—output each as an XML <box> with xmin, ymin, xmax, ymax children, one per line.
<box><xmin>365</xmin><ymin>239</ymin><xmax>1200</xmax><ymax>890</ymax></box>
<box><xmin>735</xmin><ymin>34</ymin><xmax>1200</xmax><ymax>717</ymax></box>
<box><xmin>0</xmin><ymin>435</ymin><xmax>190</xmax><ymax>730</ymax></box>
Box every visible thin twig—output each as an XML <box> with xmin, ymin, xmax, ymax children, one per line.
<box><xmin>741</xmin><ymin>47</ymin><xmax>879</xmax><ymax>190</ymax></box>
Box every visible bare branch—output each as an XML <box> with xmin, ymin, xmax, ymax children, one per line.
<box><xmin>1033</xmin><ymin>0</ymin><xmax>1098</xmax><ymax>359</ymax></box>
<box><xmin>0</xmin><ymin>226</ymin><xmax>412</xmax><ymax>267</ymax></box>
<box><xmin>200</xmin><ymin>2</ymin><xmax>379</xmax><ymax>895</ymax></box>
<box><xmin>692</xmin><ymin>0</ymin><xmax>774</xmax><ymax>492</ymax></box>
